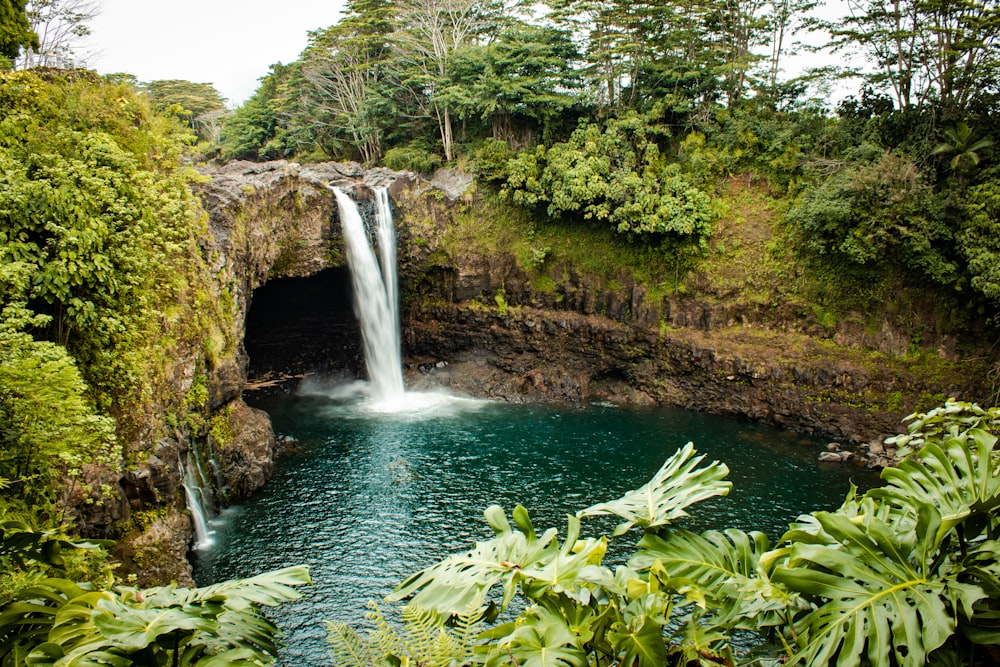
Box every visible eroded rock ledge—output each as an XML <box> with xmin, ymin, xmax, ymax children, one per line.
<box><xmin>404</xmin><ymin>302</ymin><xmax>986</xmax><ymax>444</ymax></box>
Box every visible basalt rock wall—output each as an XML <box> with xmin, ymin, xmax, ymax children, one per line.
<box><xmin>392</xmin><ymin>183</ymin><xmax>992</xmax><ymax>450</ymax></box>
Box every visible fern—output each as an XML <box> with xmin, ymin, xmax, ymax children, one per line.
<box><xmin>327</xmin><ymin>621</ymin><xmax>375</xmax><ymax>667</ymax></box>
<box><xmin>327</xmin><ymin>602</ymin><xmax>484</xmax><ymax>667</ymax></box>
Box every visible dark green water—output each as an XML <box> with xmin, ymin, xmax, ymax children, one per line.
<box><xmin>192</xmin><ymin>385</ymin><xmax>878</xmax><ymax>666</ymax></box>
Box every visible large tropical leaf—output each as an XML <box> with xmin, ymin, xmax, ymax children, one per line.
<box><xmin>885</xmin><ymin>400</ymin><xmax>1000</xmax><ymax>456</ymax></box>
<box><xmin>0</xmin><ymin>567</ymin><xmax>310</xmax><ymax>667</ymax></box>
<box><xmin>578</xmin><ymin>443</ymin><xmax>731</xmax><ymax>536</ymax></box>
<box><xmin>871</xmin><ymin>432</ymin><xmax>1000</xmax><ymax>541</ymax></box>
<box><xmin>631</xmin><ymin>527</ymin><xmax>797</xmax><ymax>630</ymax></box>
<box><xmin>772</xmin><ymin>507</ymin><xmax>979</xmax><ymax>667</ymax></box>
<box><xmin>388</xmin><ymin>505</ymin><xmax>560</xmax><ymax>615</ymax></box>
<box><xmin>487</xmin><ymin>605</ymin><xmax>588</xmax><ymax>667</ymax></box>
<box><xmin>607</xmin><ymin>612</ymin><xmax>669</xmax><ymax>667</ymax></box>
<box><xmin>519</xmin><ymin>516</ymin><xmax>608</xmax><ymax>604</ymax></box>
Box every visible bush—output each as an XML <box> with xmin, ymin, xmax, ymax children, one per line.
<box><xmin>786</xmin><ymin>147</ymin><xmax>955</xmax><ymax>285</ymax></box>
<box><xmin>503</xmin><ymin>115</ymin><xmax>714</xmax><ymax>245</ymax></box>
<box><xmin>473</xmin><ymin>137</ymin><xmax>511</xmax><ymax>184</ymax></box>
<box><xmin>383</xmin><ymin>143</ymin><xmax>443</xmax><ymax>174</ymax></box>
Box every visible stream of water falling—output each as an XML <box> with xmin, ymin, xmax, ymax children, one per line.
<box><xmin>333</xmin><ymin>188</ymin><xmax>405</xmax><ymax>403</ymax></box>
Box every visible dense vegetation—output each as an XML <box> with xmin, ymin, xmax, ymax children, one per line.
<box><xmin>2</xmin><ymin>0</ymin><xmax>1000</xmax><ymax>665</ymax></box>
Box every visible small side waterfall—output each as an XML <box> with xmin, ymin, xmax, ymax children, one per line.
<box><xmin>180</xmin><ymin>457</ymin><xmax>214</xmax><ymax>549</ymax></box>
<box><xmin>334</xmin><ymin>187</ymin><xmax>405</xmax><ymax>402</ymax></box>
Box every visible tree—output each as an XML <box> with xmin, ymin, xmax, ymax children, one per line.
<box><xmin>712</xmin><ymin>0</ymin><xmax>771</xmax><ymax>103</ymax></box>
<box><xmin>301</xmin><ymin>0</ymin><xmax>395</xmax><ymax>164</ymax></box>
<box><xmin>390</xmin><ymin>0</ymin><xmax>505</xmax><ymax>161</ymax></box>
<box><xmin>764</xmin><ymin>0</ymin><xmax>817</xmax><ymax>94</ymax></box>
<box><xmin>0</xmin><ymin>0</ymin><xmax>37</xmax><ymax>62</ymax></box>
<box><xmin>15</xmin><ymin>0</ymin><xmax>98</xmax><ymax>69</ymax></box>
<box><xmin>145</xmin><ymin>79</ymin><xmax>227</xmax><ymax>120</ymax></box>
<box><xmin>785</xmin><ymin>146</ymin><xmax>956</xmax><ymax>284</ymax></box>
<box><xmin>825</xmin><ymin>0</ymin><xmax>1000</xmax><ymax>115</ymax></box>
<box><xmin>546</xmin><ymin>0</ymin><xmax>653</xmax><ymax>110</ymax></box>
<box><xmin>220</xmin><ymin>62</ymin><xmax>314</xmax><ymax>160</ymax></box>
<box><xmin>452</xmin><ymin>21</ymin><xmax>580</xmax><ymax>146</ymax></box>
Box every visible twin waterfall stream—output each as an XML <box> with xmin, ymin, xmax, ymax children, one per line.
<box><xmin>333</xmin><ymin>188</ymin><xmax>404</xmax><ymax>404</ymax></box>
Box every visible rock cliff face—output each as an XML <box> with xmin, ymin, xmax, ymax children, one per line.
<box><xmin>101</xmin><ymin>161</ymin><xmax>409</xmax><ymax>585</ymax></box>
<box><xmin>123</xmin><ymin>158</ymin><xmax>991</xmax><ymax>583</ymax></box>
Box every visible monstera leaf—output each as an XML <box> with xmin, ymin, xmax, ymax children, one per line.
<box><xmin>519</xmin><ymin>516</ymin><xmax>608</xmax><ymax>604</ymax></box>
<box><xmin>872</xmin><ymin>431</ymin><xmax>1000</xmax><ymax>541</ymax></box>
<box><xmin>772</xmin><ymin>507</ymin><xmax>983</xmax><ymax>667</ymax></box>
<box><xmin>631</xmin><ymin>527</ymin><xmax>797</xmax><ymax>630</ymax></box>
<box><xmin>389</xmin><ymin>505</ymin><xmax>560</xmax><ymax>615</ymax></box>
<box><xmin>0</xmin><ymin>567</ymin><xmax>310</xmax><ymax>667</ymax></box>
<box><xmin>578</xmin><ymin>443</ymin><xmax>731</xmax><ymax>536</ymax></box>
<box><xmin>488</xmin><ymin>605</ymin><xmax>588</xmax><ymax>667</ymax></box>
<box><xmin>607</xmin><ymin>609</ymin><xmax>669</xmax><ymax>667</ymax></box>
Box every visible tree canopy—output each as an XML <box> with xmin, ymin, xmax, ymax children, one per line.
<box><xmin>0</xmin><ymin>0</ymin><xmax>37</xmax><ymax>61</ymax></box>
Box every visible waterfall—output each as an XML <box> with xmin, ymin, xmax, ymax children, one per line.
<box><xmin>180</xmin><ymin>457</ymin><xmax>214</xmax><ymax>549</ymax></box>
<box><xmin>374</xmin><ymin>187</ymin><xmax>400</xmax><ymax>356</ymax></box>
<box><xmin>334</xmin><ymin>187</ymin><xmax>405</xmax><ymax>402</ymax></box>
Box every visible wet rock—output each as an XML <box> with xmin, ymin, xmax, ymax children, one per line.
<box><xmin>115</xmin><ymin>510</ymin><xmax>195</xmax><ymax>587</ymax></box>
<box><xmin>215</xmin><ymin>400</ymin><xmax>277</xmax><ymax>502</ymax></box>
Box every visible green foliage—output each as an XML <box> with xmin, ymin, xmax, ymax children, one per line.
<box><xmin>382</xmin><ymin>142</ymin><xmax>442</xmax><ymax>174</ymax></box>
<box><xmin>144</xmin><ymin>79</ymin><xmax>227</xmax><ymax>119</ymax></box>
<box><xmin>958</xmin><ymin>180</ymin><xmax>1000</xmax><ymax>304</ymax></box>
<box><xmin>473</xmin><ymin>138</ymin><xmax>511</xmax><ymax>184</ymax></box>
<box><xmin>0</xmin><ymin>565</ymin><xmax>311</xmax><ymax>666</ymax></box>
<box><xmin>341</xmin><ymin>401</ymin><xmax>1000</xmax><ymax>667</ymax></box>
<box><xmin>0</xmin><ymin>521</ymin><xmax>111</xmax><ymax>603</ymax></box>
<box><xmin>504</xmin><ymin>116</ymin><xmax>714</xmax><ymax>245</ymax></box>
<box><xmin>378</xmin><ymin>445</ymin><xmax>739</xmax><ymax>665</ymax></box>
<box><xmin>0</xmin><ymin>69</ymin><xmax>207</xmax><ymax>419</ymax></box>
<box><xmin>0</xmin><ymin>321</ymin><xmax>117</xmax><ymax>513</ymax></box>
<box><xmin>329</xmin><ymin>602</ymin><xmax>482</xmax><ymax>667</ymax></box>
<box><xmin>932</xmin><ymin>122</ymin><xmax>993</xmax><ymax>175</ymax></box>
<box><xmin>785</xmin><ymin>146</ymin><xmax>956</xmax><ymax>285</ymax></box>
<box><xmin>0</xmin><ymin>0</ymin><xmax>37</xmax><ymax>60</ymax></box>
<box><xmin>220</xmin><ymin>63</ymin><xmax>313</xmax><ymax>161</ymax></box>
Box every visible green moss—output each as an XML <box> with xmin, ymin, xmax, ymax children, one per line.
<box><xmin>532</xmin><ymin>275</ymin><xmax>557</xmax><ymax>293</ymax></box>
<box><xmin>494</xmin><ymin>289</ymin><xmax>509</xmax><ymax>316</ymax></box>
<box><xmin>209</xmin><ymin>404</ymin><xmax>237</xmax><ymax>449</ymax></box>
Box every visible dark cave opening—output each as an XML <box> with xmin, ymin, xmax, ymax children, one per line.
<box><xmin>244</xmin><ymin>268</ymin><xmax>364</xmax><ymax>381</ymax></box>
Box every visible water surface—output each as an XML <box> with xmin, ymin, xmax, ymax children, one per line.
<box><xmin>193</xmin><ymin>385</ymin><xmax>877</xmax><ymax>665</ymax></box>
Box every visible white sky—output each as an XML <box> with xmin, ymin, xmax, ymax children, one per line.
<box><xmin>81</xmin><ymin>0</ymin><xmax>347</xmax><ymax>107</ymax></box>
<box><xmin>79</xmin><ymin>0</ymin><xmax>854</xmax><ymax>110</ymax></box>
